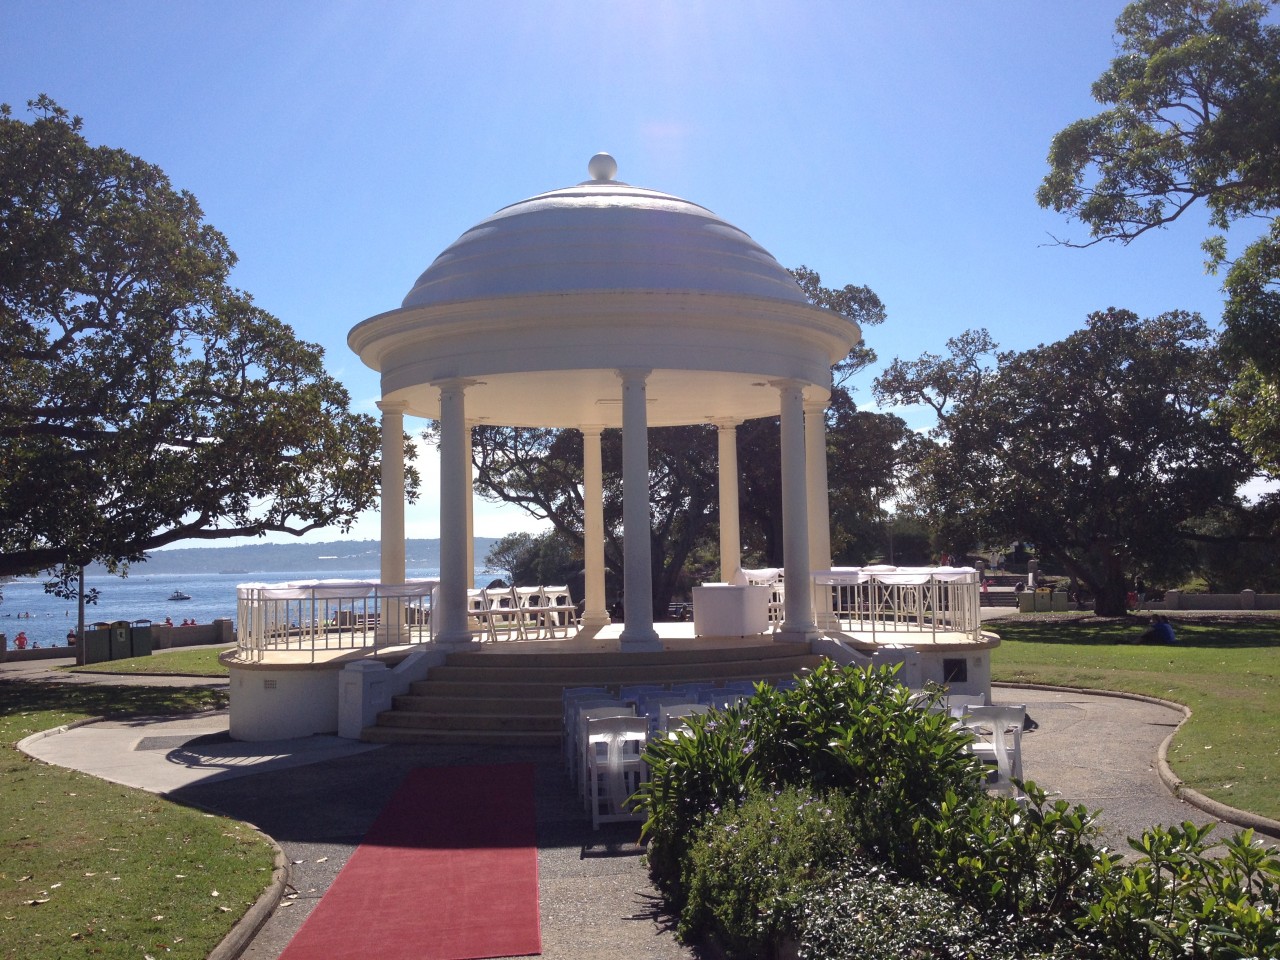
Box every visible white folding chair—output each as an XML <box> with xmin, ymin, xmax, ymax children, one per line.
<box><xmin>618</xmin><ymin>684</ymin><xmax>667</xmax><ymax>709</ymax></box>
<box><xmin>538</xmin><ymin>585</ymin><xmax>577</xmax><ymax>638</ymax></box>
<box><xmin>585</xmin><ymin>715</ymin><xmax>649</xmax><ymax>829</ymax></box>
<box><xmin>561</xmin><ymin>689</ymin><xmax>612</xmax><ymax>772</ymax></box>
<box><xmin>698</xmin><ymin>688</ymin><xmax>749</xmax><ymax>711</ymax></box>
<box><xmin>577</xmin><ymin>704</ymin><xmax>635</xmax><ymax>801</ymax></box>
<box><xmin>638</xmin><ymin>694</ymin><xmax>695</xmax><ymax>734</ymax></box>
<box><xmin>480</xmin><ymin>585</ymin><xmax>520</xmax><ymax>642</ymax></box>
<box><xmin>659</xmin><ymin>702</ymin><xmax>711</xmax><ymax>737</ymax></box>
<box><xmin>961</xmin><ymin>704</ymin><xmax>1025</xmax><ymax>794</ymax></box>
<box><xmin>510</xmin><ymin>586</ymin><xmax>544</xmax><ymax>639</ymax></box>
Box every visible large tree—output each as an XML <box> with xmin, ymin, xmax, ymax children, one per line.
<box><xmin>458</xmin><ymin>268</ymin><xmax>902</xmax><ymax>618</ymax></box>
<box><xmin>0</xmin><ymin>96</ymin><xmax>397</xmax><ymax>584</ymax></box>
<box><xmin>1037</xmin><ymin>0</ymin><xmax>1280</xmax><ymax>471</ymax></box>
<box><xmin>875</xmin><ymin>309</ymin><xmax>1253</xmax><ymax>614</ymax></box>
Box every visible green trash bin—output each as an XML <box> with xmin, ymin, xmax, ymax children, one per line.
<box><xmin>81</xmin><ymin>623</ymin><xmax>112</xmax><ymax>665</ymax></box>
<box><xmin>109</xmin><ymin>620</ymin><xmax>131</xmax><ymax>660</ymax></box>
<box><xmin>131</xmin><ymin>619</ymin><xmax>153</xmax><ymax>657</ymax></box>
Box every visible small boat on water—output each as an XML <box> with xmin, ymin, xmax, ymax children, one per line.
<box><xmin>167</xmin><ymin>590</ymin><xmax>192</xmax><ymax>601</ymax></box>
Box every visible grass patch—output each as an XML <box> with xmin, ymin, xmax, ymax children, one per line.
<box><xmin>989</xmin><ymin>613</ymin><xmax>1280</xmax><ymax>821</ymax></box>
<box><xmin>64</xmin><ymin>648</ymin><xmax>228</xmax><ymax>677</ymax></box>
<box><xmin>0</xmin><ymin>681</ymin><xmax>275</xmax><ymax>960</ymax></box>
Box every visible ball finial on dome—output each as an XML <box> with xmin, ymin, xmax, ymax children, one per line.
<box><xmin>588</xmin><ymin>152</ymin><xmax>617</xmax><ymax>181</ymax></box>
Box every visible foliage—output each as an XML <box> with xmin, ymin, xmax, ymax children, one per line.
<box><xmin>0</xmin><ymin>680</ymin><xmax>271</xmax><ymax>960</ymax></box>
<box><xmin>1037</xmin><ymin>0</ymin><xmax>1280</xmax><ymax>473</ymax></box>
<box><xmin>875</xmin><ymin>310</ymin><xmax>1252</xmax><ymax>614</ymax></box>
<box><xmin>678</xmin><ymin>785</ymin><xmax>855</xmax><ymax>958</ymax></box>
<box><xmin>482</xmin><ymin>528</ymin><xmax>581</xmax><ymax>588</ymax></box>
<box><xmin>634</xmin><ymin>662</ymin><xmax>984</xmax><ymax>898</ymax></box>
<box><xmin>920</xmin><ymin>781</ymin><xmax>1119</xmax><ymax>943</ymax></box>
<box><xmin>0</xmin><ymin>96</ymin><xmax>402</xmax><ymax>584</ymax></box>
<box><xmin>797</xmin><ymin>866</ymin><xmax>1076</xmax><ymax>960</ymax></box>
<box><xmin>1080</xmin><ymin>822</ymin><xmax>1280</xmax><ymax>959</ymax></box>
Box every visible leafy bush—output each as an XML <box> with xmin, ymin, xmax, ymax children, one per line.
<box><xmin>798</xmin><ymin>865</ymin><xmax>1076</xmax><ymax>960</ymax></box>
<box><xmin>679</xmin><ymin>785</ymin><xmax>855</xmax><ymax>959</ymax></box>
<box><xmin>1081</xmin><ymin>822</ymin><xmax>1280</xmax><ymax>959</ymax></box>
<box><xmin>635</xmin><ymin>662</ymin><xmax>984</xmax><ymax>898</ymax></box>
<box><xmin>919</xmin><ymin>780</ymin><xmax>1119</xmax><ymax>937</ymax></box>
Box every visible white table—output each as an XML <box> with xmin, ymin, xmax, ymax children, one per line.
<box><xmin>692</xmin><ymin>584</ymin><xmax>771</xmax><ymax>637</ymax></box>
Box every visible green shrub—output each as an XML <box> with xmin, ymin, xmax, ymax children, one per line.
<box><xmin>798</xmin><ymin>866</ymin><xmax>1076</xmax><ymax>960</ymax></box>
<box><xmin>679</xmin><ymin>785</ymin><xmax>855</xmax><ymax>959</ymax></box>
<box><xmin>635</xmin><ymin>663</ymin><xmax>984</xmax><ymax>899</ymax></box>
<box><xmin>1081</xmin><ymin>822</ymin><xmax>1280</xmax><ymax>959</ymax></box>
<box><xmin>919</xmin><ymin>780</ymin><xmax>1119</xmax><ymax>936</ymax></box>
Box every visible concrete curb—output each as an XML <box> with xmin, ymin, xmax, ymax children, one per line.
<box><xmin>995</xmin><ymin>680</ymin><xmax>1280</xmax><ymax>838</ymax></box>
<box><xmin>182</xmin><ymin>804</ymin><xmax>288</xmax><ymax>960</ymax></box>
<box><xmin>16</xmin><ymin>715</ymin><xmax>288</xmax><ymax>960</ymax></box>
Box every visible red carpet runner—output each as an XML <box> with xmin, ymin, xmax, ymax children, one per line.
<box><xmin>278</xmin><ymin>764</ymin><xmax>541</xmax><ymax>960</ymax></box>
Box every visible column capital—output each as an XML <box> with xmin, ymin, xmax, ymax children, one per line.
<box><xmin>711</xmin><ymin>417</ymin><xmax>741</xmax><ymax>430</ymax></box>
<box><xmin>615</xmin><ymin>367</ymin><xmax>652</xmax><ymax>384</ymax></box>
<box><xmin>579</xmin><ymin>424</ymin><xmax>606</xmax><ymax>438</ymax></box>
<box><xmin>767</xmin><ymin>377</ymin><xmax>807</xmax><ymax>397</ymax></box>
<box><xmin>803</xmin><ymin>396</ymin><xmax>831</xmax><ymax>414</ymax></box>
<box><xmin>376</xmin><ymin>399</ymin><xmax>410</xmax><ymax>415</ymax></box>
<box><xmin>432</xmin><ymin>377</ymin><xmax>483</xmax><ymax>396</ymax></box>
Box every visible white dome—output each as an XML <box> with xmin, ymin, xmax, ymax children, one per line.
<box><xmin>401</xmin><ymin>173</ymin><xmax>809</xmax><ymax>310</ymax></box>
<box><xmin>349</xmin><ymin>156</ymin><xmax>859</xmax><ymax>428</ymax></box>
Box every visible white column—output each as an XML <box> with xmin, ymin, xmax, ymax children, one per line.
<box><xmin>433</xmin><ymin>379</ymin><xmax>479</xmax><ymax>646</ymax></box>
<box><xmin>772</xmin><ymin>380</ymin><xmax>817</xmax><ymax>641</ymax></box>
<box><xmin>715</xmin><ymin>419</ymin><xmax>742</xmax><ymax>584</ymax></box>
<box><xmin>617</xmin><ymin>369</ymin><xmax>660</xmax><ymax>649</ymax></box>
<box><xmin>805</xmin><ymin>397</ymin><xmax>836</xmax><ymax>630</ymax></box>
<box><xmin>377</xmin><ymin>400</ymin><xmax>408</xmax><ymax>644</ymax></box>
<box><xmin>580</xmin><ymin>426</ymin><xmax>610</xmax><ymax>628</ymax></box>
<box><xmin>465</xmin><ymin>425</ymin><xmax>475</xmax><ymax>587</ymax></box>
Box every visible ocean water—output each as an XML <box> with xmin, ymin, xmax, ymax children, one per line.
<box><xmin>0</xmin><ymin>566</ymin><xmax>495</xmax><ymax>650</ymax></box>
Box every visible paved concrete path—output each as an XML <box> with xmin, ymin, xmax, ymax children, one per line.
<box><xmin>9</xmin><ymin>657</ymin><xmax>1278</xmax><ymax>959</ymax></box>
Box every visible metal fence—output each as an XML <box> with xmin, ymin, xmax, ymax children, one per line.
<box><xmin>235</xmin><ymin>580</ymin><xmax>437</xmax><ymax>662</ymax></box>
<box><xmin>812</xmin><ymin>567</ymin><xmax>982</xmax><ymax>641</ymax></box>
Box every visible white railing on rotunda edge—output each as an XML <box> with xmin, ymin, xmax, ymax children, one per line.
<box><xmin>235</xmin><ymin>579</ymin><xmax>438</xmax><ymax>663</ymax></box>
<box><xmin>811</xmin><ymin>566</ymin><xmax>982</xmax><ymax>641</ymax></box>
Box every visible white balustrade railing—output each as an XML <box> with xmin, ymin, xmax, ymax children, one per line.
<box><xmin>811</xmin><ymin>566</ymin><xmax>982</xmax><ymax>641</ymax></box>
<box><xmin>235</xmin><ymin>579</ymin><xmax>438</xmax><ymax>662</ymax></box>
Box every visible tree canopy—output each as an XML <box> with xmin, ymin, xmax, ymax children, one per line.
<box><xmin>0</xmin><ymin>96</ymin><xmax>397</xmax><ymax>583</ymax></box>
<box><xmin>1037</xmin><ymin>0</ymin><xmax>1280</xmax><ymax>471</ymax></box>
<box><xmin>875</xmin><ymin>308</ymin><xmax>1252</xmax><ymax>614</ymax></box>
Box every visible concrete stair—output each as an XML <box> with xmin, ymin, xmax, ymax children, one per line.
<box><xmin>362</xmin><ymin>641</ymin><xmax>822</xmax><ymax>746</ymax></box>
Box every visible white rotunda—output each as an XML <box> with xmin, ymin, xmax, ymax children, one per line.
<box><xmin>348</xmin><ymin>154</ymin><xmax>860</xmax><ymax>649</ymax></box>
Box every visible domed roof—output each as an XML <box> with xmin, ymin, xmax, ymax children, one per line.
<box><xmin>400</xmin><ymin>154</ymin><xmax>809</xmax><ymax>310</ymax></box>
<box><xmin>350</xmin><ymin>154</ymin><xmax>860</xmax><ymax>428</ymax></box>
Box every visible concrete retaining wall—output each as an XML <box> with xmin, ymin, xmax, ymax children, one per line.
<box><xmin>1</xmin><ymin>618</ymin><xmax>235</xmax><ymax>662</ymax></box>
<box><xmin>1160</xmin><ymin>590</ymin><xmax>1280</xmax><ymax>611</ymax></box>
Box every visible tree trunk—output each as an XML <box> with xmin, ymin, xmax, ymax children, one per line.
<box><xmin>1092</xmin><ymin>579</ymin><xmax>1130</xmax><ymax>616</ymax></box>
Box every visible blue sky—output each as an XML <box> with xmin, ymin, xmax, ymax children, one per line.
<box><xmin>1</xmin><ymin>1</ymin><xmax>1245</xmax><ymax>542</ymax></box>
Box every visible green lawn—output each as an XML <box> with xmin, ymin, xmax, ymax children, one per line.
<box><xmin>64</xmin><ymin>647</ymin><xmax>228</xmax><ymax>677</ymax></box>
<box><xmin>0</xmin><ymin>682</ymin><xmax>275</xmax><ymax>960</ymax></box>
<box><xmin>988</xmin><ymin>613</ymin><xmax>1280</xmax><ymax>822</ymax></box>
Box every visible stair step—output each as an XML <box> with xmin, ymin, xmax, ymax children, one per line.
<box><xmin>364</xmin><ymin>640</ymin><xmax>825</xmax><ymax>746</ymax></box>
<box><xmin>421</xmin><ymin>657</ymin><xmax>819</xmax><ymax>686</ymax></box>
<box><xmin>376</xmin><ymin>710</ymin><xmax>561</xmax><ymax>732</ymax></box>
<box><xmin>392</xmin><ymin>694</ymin><xmax>562</xmax><ymax>715</ymax></box>
<box><xmin>361</xmin><ymin>726</ymin><xmax>561</xmax><ymax>747</ymax></box>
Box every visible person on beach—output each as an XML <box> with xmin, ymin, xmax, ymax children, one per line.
<box><xmin>14</xmin><ymin>631</ymin><xmax>28</xmax><ymax>649</ymax></box>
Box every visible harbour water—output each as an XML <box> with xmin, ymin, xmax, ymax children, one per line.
<box><xmin>0</xmin><ymin>567</ymin><xmax>496</xmax><ymax>650</ymax></box>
